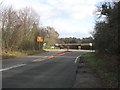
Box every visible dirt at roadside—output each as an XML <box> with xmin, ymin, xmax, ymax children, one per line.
<box><xmin>73</xmin><ymin>60</ymin><xmax>103</xmax><ymax>88</ymax></box>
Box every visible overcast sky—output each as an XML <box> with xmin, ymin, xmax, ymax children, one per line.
<box><xmin>1</xmin><ymin>0</ymin><xmax>118</xmax><ymax>38</ymax></box>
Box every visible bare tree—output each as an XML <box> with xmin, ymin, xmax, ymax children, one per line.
<box><xmin>1</xmin><ymin>6</ymin><xmax>42</xmax><ymax>51</ymax></box>
<box><xmin>44</xmin><ymin>26</ymin><xmax>59</xmax><ymax>48</ymax></box>
<box><xmin>18</xmin><ymin>7</ymin><xmax>40</xmax><ymax>50</ymax></box>
<box><xmin>1</xmin><ymin>5</ymin><xmax>60</xmax><ymax>51</ymax></box>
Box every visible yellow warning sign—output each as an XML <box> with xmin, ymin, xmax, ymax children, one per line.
<box><xmin>37</xmin><ymin>36</ymin><xmax>43</xmax><ymax>42</ymax></box>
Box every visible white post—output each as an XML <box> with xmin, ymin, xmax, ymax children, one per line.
<box><xmin>89</xmin><ymin>43</ymin><xmax>92</xmax><ymax>52</ymax></box>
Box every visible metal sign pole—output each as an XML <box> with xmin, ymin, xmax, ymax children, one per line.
<box><xmin>37</xmin><ymin>36</ymin><xmax>44</xmax><ymax>50</ymax></box>
<box><xmin>39</xmin><ymin>42</ymin><xmax>40</xmax><ymax>50</ymax></box>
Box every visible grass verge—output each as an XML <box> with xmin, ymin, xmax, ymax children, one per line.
<box><xmin>2</xmin><ymin>49</ymin><xmax>45</xmax><ymax>59</ymax></box>
<box><xmin>81</xmin><ymin>53</ymin><xmax>119</xmax><ymax>88</ymax></box>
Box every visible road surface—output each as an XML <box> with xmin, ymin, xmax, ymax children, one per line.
<box><xmin>2</xmin><ymin>50</ymin><xmax>86</xmax><ymax>88</ymax></box>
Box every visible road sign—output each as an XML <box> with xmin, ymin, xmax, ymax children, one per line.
<box><xmin>37</xmin><ymin>36</ymin><xmax>43</xmax><ymax>42</ymax></box>
<box><xmin>89</xmin><ymin>43</ymin><xmax>92</xmax><ymax>46</ymax></box>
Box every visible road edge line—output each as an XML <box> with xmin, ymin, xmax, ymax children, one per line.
<box><xmin>0</xmin><ymin>64</ymin><xmax>26</xmax><ymax>72</ymax></box>
<box><xmin>74</xmin><ymin>56</ymin><xmax>81</xmax><ymax>63</ymax></box>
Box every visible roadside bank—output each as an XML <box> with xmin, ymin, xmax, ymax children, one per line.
<box><xmin>73</xmin><ymin>53</ymin><xmax>119</xmax><ymax>88</ymax></box>
<box><xmin>2</xmin><ymin>50</ymin><xmax>45</xmax><ymax>60</ymax></box>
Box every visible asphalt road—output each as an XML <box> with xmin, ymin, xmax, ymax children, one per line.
<box><xmin>2</xmin><ymin>50</ymin><xmax>86</xmax><ymax>88</ymax></box>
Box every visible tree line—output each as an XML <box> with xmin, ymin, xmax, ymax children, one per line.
<box><xmin>92</xmin><ymin>2</ymin><xmax>119</xmax><ymax>87</ymax></box>
<box><xmin>58</xmin><ymin>37</ymin><xmax>94</xmax><ymax>50</ymax></box>
<box><xmin>93</xmin><ymin>1</ymin><xmax>119</xmax><ymax>56</ymax></box>
<box><xmin>0</xmin><ymin>5</ymin><xmax>59</xmax><ymax>52</ymax></box>
<box><xmin>59</xmin><ymin>36</ymin><xmax>93</xmax><ymax>44</ymax></box>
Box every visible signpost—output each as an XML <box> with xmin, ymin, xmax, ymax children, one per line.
<box><xmin>67</xmin><ymin>45</ymin><xmax>69</xmax><ymax>51</ymax></box>
<box><xmin>37</xmin><ymin>36</ymin><xmax>44</xmax><ymax>50</ymax></box>
<box><xmin>89</xmin><ymin>43</ymin><xmax>92</xmax><ymax>52</ymax></box>
<box><xmin>78</xmin><ymin>46</ymin><xmax>81</xmax><ymax>50</ymax></box>
<box><xmin>37</xmin><ymin>36</ymin><xmax>43</xmax><ymax>42</ymax></box>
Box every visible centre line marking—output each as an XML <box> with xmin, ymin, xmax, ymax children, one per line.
<box><xmin>0</xmin><ymin>64</ymin><xmax>26</xmax><ymax>72</ymax></box>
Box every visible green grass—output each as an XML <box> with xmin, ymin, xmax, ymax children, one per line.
<box><xmin>2</xmin><ymin>50</ymin><xmax>44</xmax><ymax>59</ymax></box>
<box><xmin>82</xmin><ymin>53</ymin><xmax>118</xmax><ymax>88</ymax></box>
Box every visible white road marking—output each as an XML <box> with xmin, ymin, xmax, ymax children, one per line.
<box><xmin>0</xmin><ymin>64</ymin><xmax>26</xmax><ymax>72</ymax></box>
<box><xmin>74</xmin><ymin>56</ymin><xmax>81</xmax><ymax>63</ymax></box>
<box><xmin>32</xmin><ymin>52</ymin><xmax>67</xmax><ymax>62</ymax></box>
